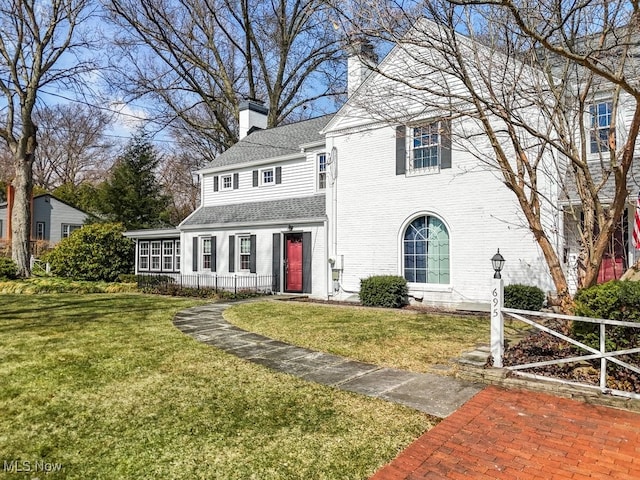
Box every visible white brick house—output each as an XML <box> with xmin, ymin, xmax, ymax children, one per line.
<box><xmin>126</xmin><ymin>24</ymin><xmax>640</xmax><ymax>307</ymax></box>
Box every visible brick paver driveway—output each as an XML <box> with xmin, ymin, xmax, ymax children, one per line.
<box><xmin>370</xmin><ymin>385</ymin><xmax>640</xmax><ymax>480</ymax></box>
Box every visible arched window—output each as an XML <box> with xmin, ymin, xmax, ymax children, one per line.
<box><xmin>403</xmin><ymin>216</ymin><xmax>450</xmax><ymax>284</ymax></box>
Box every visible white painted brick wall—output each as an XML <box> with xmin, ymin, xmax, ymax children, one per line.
<box><xmin>328</xmin><ymin>123</ymin><xmax>557</xmax><ymax>307</ymax></box>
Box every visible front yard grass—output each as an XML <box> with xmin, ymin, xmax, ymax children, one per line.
<box><xmin>225</xmin><ymin>301</ymin><xmax>490</xmax><ymax>373</ymax></box>
<box><xmin>0</xmin><ymin>294</ymin><xmax>432</xmax><ymax>480</ymax></box>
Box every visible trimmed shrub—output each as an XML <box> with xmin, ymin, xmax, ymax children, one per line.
<box><xmin>42</xmin><ymin>223</ymin><xmax>134</xmax><ymax>282</ymax></box>
<box><xmin>359</xmin><ymin>275</ymin><xmax>408</xmax><ymax>308</ymax></box>
<box><xmin>0</xmin><ymin>257</ymin><xmax>18</xmax><ymax>280</ymax></box>
<box><xmin>504</xmin><ymin>284</ymin><xmax>545</xmax><ymax>311</ymax></box>
<box><xmin>118</xmin><ymin>273</ymin><xmax>138</xmax><ymax>283</ymax></box>
<box><xmin>572</xmin><ymin>280</ymin><xmax>640</xmax><ymax>351</ymax></box>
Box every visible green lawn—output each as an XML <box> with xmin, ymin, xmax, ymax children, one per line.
<box><xmin>0</xmin><ymin>294</ymin><xmax>432</xmax><ymax>480</ymax></box>
<box><xmin>226</xmin><ymin>301</ymin><xmax>491</xmax><ymax>373</ymax></box>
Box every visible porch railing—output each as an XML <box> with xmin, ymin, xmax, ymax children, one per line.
<box><xmin>137</xmin><ymin>273</ymin><xmax>275</xmax><ymax>294</ymax></box>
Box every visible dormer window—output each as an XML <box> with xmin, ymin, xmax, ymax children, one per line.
<box><xmin>590</xmin><ymin>101</ymin><xmax>614</xmax><ymax>154</ymax></box>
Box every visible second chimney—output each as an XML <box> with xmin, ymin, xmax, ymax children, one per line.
<box><xmin>347</xmin><ymin>38</ymin><xmax>378</xmax><ymax>98</ymax></box>
<box><xmin>239</xmin><ymin>99</ymin><xmax>268</xmax><ymax>140</ymax></box>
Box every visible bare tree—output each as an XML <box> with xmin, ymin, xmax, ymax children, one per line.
<box><xmin>34</xmin><ymin>103</ymin><xmax>115</xmax><ymax>190</ymax></box>
<box><xmin>157</xmin><ymin>149</ymin><xmax>203</xmax><ymax>226</ymax></box>
<box><xmin>105</xmin><ymin>0</ymin><xmax>345</xmax><ymax>154</ymax></box>
<box><xmin>328</xmin><ymin>0</ymin><xmax>640</xmax><ymax>309</ymax></box>
<box><xmin>0</xmin><ymin>0</ymin><xmax>97</xmax><ymax>275</ymax></box>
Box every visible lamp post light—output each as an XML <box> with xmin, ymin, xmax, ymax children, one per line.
<box><xmin>491</xmin><ymin>249</ymin><xmax>505</xmax><ymax>279</ymax></box>
<box><xmin>490</xmin><ymin>249</ymin><xmax>505</xmax><ymax>368</ymax></box>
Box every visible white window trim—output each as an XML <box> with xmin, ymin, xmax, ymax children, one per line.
<box><xmin>62</xmin><ymin>224</ymin><xmax>81</xmax><ymax>239</ymax></box>
<box><xmin>201</xmin><ymin>237</ymin><xmax>212</xmax><ymax>271</ymax></box>
<box><xmin>406</xmin><ymin>121</ymin><xmax>444</xmax><ymax>176</ymax></box>
<box><xmin>139</xmin><ymin>241</ymin><xmax>150</xmax><ymax>271</ymax></box>
<box><xmin>36</xmin><ymin>221</ymin><xmax>45</xmax><ymax>240</ymax></box>
<box><xmin>162</xmin><ymin>240</ymin><xmax>174</xmax><ymax>271</ymax></box>
<box><xmin>175</xmin><ymin>240</ymin><xmax>181</xmax><ymax>271</ymax></box>
<box><xmin>220</xmin><ymin>174</ymin><xmax>233</xmax><ymax>190</ymax></box>
<box><xmin>238</xmin><ymin>235</ymin><xmax>252</xmax><ymax>272</ymax></box>
<box><xmin>260</xmin><ymin>167</ymin><xmax>275</xmax><ymax>186</ymax></box>
<box><xmin>398</xmin><ymin>212</ymin><xmax>452</xmax><ymax>287</ymax></box>
<box><xmin>317</xmin><ymin>152</ymin><xmax>327</xmax><ymax>190</ymax></box>
<box><xmin>588</xmin><ymin>100</ymin><xmax>615</xmax><ymax>157</ymax></box>
<box><xmin>150</xmin><ymin>241</ymin><xmax>162</xmax><ymax>271</ymax></box>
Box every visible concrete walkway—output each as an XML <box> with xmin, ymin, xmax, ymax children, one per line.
<box><xmin>173</xmin><ymin>302</ymin><xmax>483</xmax><ymax>418</ymax></box>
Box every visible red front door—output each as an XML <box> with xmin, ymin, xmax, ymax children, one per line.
<box><xmin>285</xmin><ymin>234</ymin><xmax>303</xmax><ymax>292</ymax></box>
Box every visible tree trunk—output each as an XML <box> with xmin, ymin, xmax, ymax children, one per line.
<box><xmin>11</xmin><ymin>135</ymin><xmax>36</xmax><ymax>277</ymax></box>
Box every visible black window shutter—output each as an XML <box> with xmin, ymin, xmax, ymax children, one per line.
<box><xmin>440</xmin><ymin>120</ymin><xmax>452</xmax><ymax>169</ymax></box>
<box><xmin>233</xmin><ymin>173</ymin><xmax>239</xmax><ymax>189</ymax></box>
<box><xmin>192</xmin><ymin>237</ymin><xmax>198</xmax><ymax>272</ymax></box>
<box><xmin>249</xmin><ymin>234</ymin><xmax>257</xmax><ymax>273</ymax></box>
<box><xmin>252</xmin><ymin>170</ymin><xmax>258</xmax><ymax>187</ymax></box>
<box><xmin>272</xmin><ymin>233</ymin><xmax>280</xmax><ymax>292</ymax></box>
<box><xmin>275</xmin><ymin>166</ymin><xmax>282</xmax><ymax>184</ymax></box>
<box><xmin>396</xmin><ymin>126</ymin><xmax>406</xmax><ymax>175</ymax></box>
<box><xmin>229</xmin><ymin>235</ymin><xmax>235</xmax><ymax>272</ymax></box>
<box><xmin>213</xmin><ymin>176</ymin><xmax>219</xmax><ymax>192</ymax></box>
<box><xmin>211</xmin><ymin>236</ymin><xmax>217</xmax><ymax>272</ymax></box>
<box><xmin>302</xmin><ymin>232</ymin><xmax>312</xmax><ymax>294</ymax></box>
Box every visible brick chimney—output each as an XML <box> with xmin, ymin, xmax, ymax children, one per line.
<box><xmin>238</xmin><ymin>99</ymin><xmax>268</xmax><ymax>140</ymax></box>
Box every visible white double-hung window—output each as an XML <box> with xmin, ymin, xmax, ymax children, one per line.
<box><xmin>407</xmin><ymin>120</ymin><xmax>451</xmax><ymax>175</ymax></box>
<box><xmin>239</xmin><ymin>236</ymin><xmax>251</xmax><ymax>271</ymax></box>
<box><xmin>590</xmin><ymin>101</ymin><xmax>614</xmax><ymax>154</ymax></box>
<box><xmin>317</xmin><ymin>153</ymin><xmax>327</xmax><ymax>190</ymax></box>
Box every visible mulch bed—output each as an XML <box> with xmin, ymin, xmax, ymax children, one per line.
<box><xmin>501</xmin><ymin>319</ymin><xmax>640</xmax><ymax>393</ymax></box>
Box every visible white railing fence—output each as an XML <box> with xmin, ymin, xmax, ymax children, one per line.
<box><xmin>491</xmin><ymin>279</ymin><xmax>640</xmax><ymax>399</ymax></box>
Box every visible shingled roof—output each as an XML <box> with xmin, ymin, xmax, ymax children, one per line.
<box><xmin>206</xmin><ymin>115</ymin><xmax>334</xmax><ymax>169</ymax></box>
<box><xmin>181</xmin><ymin>195</ymin><xmax>326</xmax><ymax>228</ymax></box>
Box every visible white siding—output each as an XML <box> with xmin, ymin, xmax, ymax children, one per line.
<box><xmin>182</xmin><ymin>222</ymin><xmax>327</xmax><ymax>298</ymax></box>
<box><xmin>201</xmin><ymin>148</ymin><xmax>326</xmax><ymax>207</ymax></box>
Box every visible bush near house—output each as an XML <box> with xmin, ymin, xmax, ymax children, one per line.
<box><xmin>42</xmin><ymin>223</ymin><xmax>134</xmax><ymax>282</ymax></box>
<box><xmin>0</xmin><ymin>257</ymin><xmax>18</xmax><ymax>280</ymax></box>
<box><xmin>572</xmin><ymin>280</ymin><xmax>640</xmax><ymax>351</ymax></box>
<box><xmin>359</xmin><ymin>275</ymin><xmax>408</xmax><ymax>308</ymax></box>
<box><xmin>504</xmin><ymin>284</ymin><xmax>546</xmax><ymax>311</ymax></box>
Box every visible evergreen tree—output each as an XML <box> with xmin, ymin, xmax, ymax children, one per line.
<box><xmin>100</xmin><ymin>132</ymin><xmax>170</xmax><ymax>230</ymax></box>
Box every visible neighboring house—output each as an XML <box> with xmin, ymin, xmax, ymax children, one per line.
<box><xmin>0</xmin><ymin>192</ymin><xmax>89</xmax><ymax>251</ymax></box>
<box><xmin>126</xmin><ymin>25</ymin><xmax>640</xmax><ymax>308</ymax></box>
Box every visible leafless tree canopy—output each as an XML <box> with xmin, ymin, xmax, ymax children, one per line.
<box><xmin>0</xmin><ymin>0</ymin><xmax>98</xmax><ymax>275</ymax></box>
<box><xmin>34</xmin><ymin>103</ymin><xmax>115</xmax><ymax>190</ymax></box>
<box><xmin>106</xmin><ymin>0</ymin><xmax>345</xmax><ymax>154</ymax></box>
<box><xmin>327</xmin><ymin>0</ymin><xmax>640</xmax><ymax>306</ymax></box>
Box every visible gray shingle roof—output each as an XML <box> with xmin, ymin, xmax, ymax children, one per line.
<box><xmin>181</xmin><ymin>195</ymin><xmax>326</xmax><ymax>227</ymax></box>
<box><xmin>207</xmin><ymin>115</ymin><xmax>334</xmax><ymax>168</ymax></box>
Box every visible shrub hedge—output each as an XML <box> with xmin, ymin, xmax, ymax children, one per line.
<box><xmin>0</xmin><ymin>257</ymin><xmax>18</xmax><ymax>280</ymax></box>
<box><xmin>42</xmin><ymin>223</ymin><xmax>134</xmax><ymax>282</ymax></box>
<box><xmin>359</xmin><ymin>275</ymin><xmax>408</xmax><ymax>308</ymax></box>
<box><xmin>572</xmin><ymin>280</ymin><xmax>640</xmax><ymax>351</ymax></box>
<box><xmin>504</xmin><ymin>284</ymin><xmax>546</xmax><ymax>311</ymax></box>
